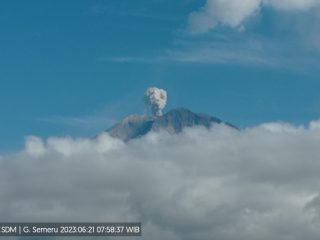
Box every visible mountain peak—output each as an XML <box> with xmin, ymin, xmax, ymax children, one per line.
<box><xmin>106</xmin><ymin>108</ymin><xmax>236</xmax><ymax>141</ymax></box>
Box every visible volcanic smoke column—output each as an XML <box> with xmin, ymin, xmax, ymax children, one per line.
<box><xmin>144</xmin><ymin>87</ymin><xmax>167</xmax><ymax>117</ymax></box>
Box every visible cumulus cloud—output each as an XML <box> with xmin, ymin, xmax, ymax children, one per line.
<box><xmin>1</xmin><ymin>121</ymin><xmax>320</xmax><ymax>239</ymax></box>
<box><xmin>189</xmin><ymin>0</ymin><xmax>320</xmax><ymax>33</ymax></box>
<box><xmin>189</xmin><ymin>0</ymin><xmax>261</xmax><ymax>33</ymax></box>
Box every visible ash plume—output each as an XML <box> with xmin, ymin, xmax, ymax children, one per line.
<box><xmin>144</xmin><ymin>87</ymin><xmax>167</xmax><ymax>117</ymax></box>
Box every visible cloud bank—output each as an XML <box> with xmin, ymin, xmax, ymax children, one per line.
<box><xmin>189</xmin><ymin>0</ymin><xmax>320</xmax><ymax>33</ymax></box>
<box><xmin>1</xmin><ymin>121</ymin><xmax>320</xmax><ymax>239</ymax></box>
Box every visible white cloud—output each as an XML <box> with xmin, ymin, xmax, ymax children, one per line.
<box><xmin>1</xmin><ymin>122</ymin><xmax>320</xmax><ymax>239</ymax></box>
<box><xmin>189</xmin><ymin>0</ymin><xmax>320</xmax><ymax>33</ymax></box>
<box><xmin>25</xmin><ymin>136</ymin><xmax>45</xmax><ymax>157</ymax></box>
<box><xmin>266</xmin><ymin>0</ymin><xmax>320</xmax><ymax>11</ymax></box>
<box><xmin>189</xmin><ymin>0</ymin><xmax>261</xmax><ymax>33</ymax></box>
<box><xmin>310</xmin><ymin>120</ymin><xmax>320</xmax><ymax>130</ymax></box>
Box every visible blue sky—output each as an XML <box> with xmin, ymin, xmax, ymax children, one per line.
<box><xmin>1</xmin><ymin>0</ymin><xmax>320</xmax><ymax>152</ymax></box>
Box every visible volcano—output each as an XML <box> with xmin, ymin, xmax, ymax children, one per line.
<box><xmin>106</xmin><ymin>107</ymin><xmax>237</xmax><ymax>141</ymax></box>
